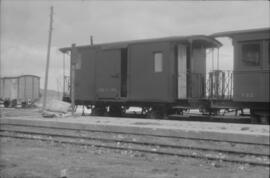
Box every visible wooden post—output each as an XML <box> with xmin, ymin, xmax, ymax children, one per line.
<box><xmin>71</xmin><ymin>44</ymin><xmax>76</xmax><ymax>115</ymax></box>
<box><xmin>42</xmin><ymin>6</ymin><xmax>54</xmax><ymax>111</ymax></box>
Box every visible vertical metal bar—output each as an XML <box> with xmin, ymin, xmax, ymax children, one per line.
<box><xmin>90</xmin><ymin>36</ymin><xmax>93</xmax><ymax>46</ymax></box>
<box><xmin>188</xmin><ymin>40</ymin><xmax>193</xmax><ymax>98</ymax></box>
<box><xmin>42</xmin><ymin>6</ymin><xmax>54</xmax><ymax>110</ymax></box>
<box><xmin>3</xmin><ymin>79</ymin><xmax>5</xmax><ymax>99</ymax></box>
<box><xmin>175</xmin><ymin>45</ymin><xmax>178</xmax><ymax>99</ymax></box>
<box><xmin>217</xmin><ymin>48</ymin><xmax>220</xmax><ymax>71</ymax></box>
<box><xmin>63</xmin><ymin>53</ymin><xmax>65</xmax><ymax>98</ymax></box>
<box><xmin>230</xmin><ymin>72</ymin><xmax>233</xmax><ymax>99</ymax></box>
<box><xmin>32</xmin><ymin>77</ymin><xmax>34</xmax><ymax>100</ymax></box>
<box><xmin>211</xmin><ymin>48</ymin><xmax>214</xmax><ymax>71</ymax></box>
<box><xmin>71</xmin><ymin>44</ymin><xmax>76</xmax><ymax>115</ymax></box>
<box><xmin>17</xmin><ymin>78</ymin><xmax>19</xmax><ymax>102</ymax></box>
<box><xmin>38</xmin><ymin>78</ymin><xmax>40</xmax><ymax>100</ymax></box>
<box><xmin>24</xmin><ymin>77</ymin><xmax>26</xmax><ymax>101</ymax></box>
<box><xmin>222</xmin><ymin>72</ymin><xmax>225</xmax><ymax>98</ymax></box>
<box><xmin>210</xmin><ymin>72</ymin><xmax>213</xmax><ymax>97</ymax></box>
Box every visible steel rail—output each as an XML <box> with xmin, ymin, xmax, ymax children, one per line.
<box><xmin>1</xmin><ymin>122</ymin><xmax>268</xmax><ymax>146</ymax></box>
<box><xmin>0</xmin><ymin>128</ymin><xmax>268</xmax><ymax>157</ymax></box>
<box><xmin>1</xmin><ymin>132</ymin><xmax>269</xmax><ymax>167</ymax></box>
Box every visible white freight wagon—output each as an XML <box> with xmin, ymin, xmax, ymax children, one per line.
<box><xmin>0</xmin><ymin>75</ymin><xmax>40</xmax><ymax>107</ymax></box>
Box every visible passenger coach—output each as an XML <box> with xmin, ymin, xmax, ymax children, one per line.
<box><xmin>212</xmin><ymin>28</ymin><xmax>270</xmax><ymax>123</ymax></box>
<box><xmin>60</xmin><ymin>35</ymin><xmax>221</xmax><ymax>118</ymax></box>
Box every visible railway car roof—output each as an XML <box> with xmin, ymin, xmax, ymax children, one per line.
<box><xmin>0</xmin><ymin>75</ymin><xmax>40</xmax><ymax>79</ymax></box>
<box><xmin>59</xmin><ymin>35</ymin><xmax>221</xmax><ymax>53</ymax></box>
<box><xmin>211</xmin><ymin>27</ymin><xmax>270</xmax><ymax>38</ymax></box>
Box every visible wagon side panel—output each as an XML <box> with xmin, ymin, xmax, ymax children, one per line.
<box><xmin>3</xmin><ymin>78</ymin><xmax>18</xmax><ymax>100</ymax></box>
<box><xmin>18</xmin><ymin>77</ymin><xmax>25</xmax><ymax>101</ymax></box>
<box><xmin>33</xmin><ymin>77</ymin><xmax>40</xmax><ymax>100</ymax></box>
<box><xmin>74</xmin><ymin>48</ymin><xmax>96</xmax><ymax>102</ymax></box>
<box><xmin>0</xmin><ymin>78</ymin><xmax>3</xmax><ymax>99</ymax></box>
<box><xmin>95</xmin><ymin>49</ymin><xmax>121</xmax><ymax>100</ymax></box>
<box><xmin>232</xmin><ymin>31</ymin><xmax>270</xmax><ymax>103</ymax></box>
<box><xmin>128</xmin><ymin>42</ymin><xmax>172</xmax><ymax>102</ymax></box>
<box><xmin>25</xmin><ymin>76</ymin><xmax>33</xmax><ymax>100</ymax></box>
<box><xmin>190</xmin><ymin>47</ymin><xmax>206</xmax><ymax>98</ymax></box>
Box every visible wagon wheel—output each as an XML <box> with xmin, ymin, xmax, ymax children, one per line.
<box><xmin>21</xmin><ymin>101</ymin><xmax>28</xmax><ymax>108</ymax></box>
<box><xmin>250</xmin><ymin>113</ymin><xmax>260</xmax><ymax>124</ymax></box>
<box><xmin>259</xmin><ymin>116</ymin><xmax>269</xmax><ymax>125</ymax></box>
<box><xmin>4</xmin><ymin>100</ymin><xmax>10</xmax><ymax>108</ymax></box>
<box><xmin>11</xmin><ymin>99</ymin><xmax>17</xmax><ymax>108</ymax></box>
<box><xmin>146</xmin><ymin>108</ymin><xmax>167</xmax><ymax>119</ymax></box>
<box><xmin>250</xmin><ymin>110</ymin><xmax>269</xmax><ymax>125</ymax></box>
<box><xmin>91</xmin><ymin>106</ymin><xmax>106</xmax><ymax>116</ymax></box>
<box><xmin>108</xmin><ymin>105</ymin><xmax>123</xmax><ymax>117</ymax></box>
<box><xmin>203</xmin><ymin>108</ymin><xmax>220</xmax><ymax>116</ymax></box>
<box><xmin>167</xmin><ymin>108</ymin><xmax>183</xmax><ymax>115</ymax></box>
<box><xmin>145</xmin><ymin>110</ymin><xmax>158</xmax><ymax>119</ymax></box>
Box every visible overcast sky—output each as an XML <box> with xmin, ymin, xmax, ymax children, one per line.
<box><xmin>1</xmin><ymin>1</ymin><xmax>269</xmax><ymax>91</ymax></box>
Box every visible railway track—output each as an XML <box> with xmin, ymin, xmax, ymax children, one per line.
<box><xmin>168</xmin><ymin>114</ymin><xmax>251</xmax><ymax>124</ymax></box>
<box><xmin>0</xmin><ymin>123</ymin><xmax>269</xmax><ymax>167</ymax></box>
<box><xmin>0</xmin><ymin>108</ymin><xmax>256</xmax><ymax>125</ymax></box>
<box><xmin>100</xmin><ymin>112</ymin><xmax>252</xmax><ymax>124</ymax></box>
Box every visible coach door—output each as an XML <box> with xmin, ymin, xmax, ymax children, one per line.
<box><xmin>96</xmin><ymin>49</ymin><xmax>121</xmax><ymax>99</ymax></box>
<box><xmin>177</xmin><ymin>44</ymin><xmax>187</xmax><ymax>99</ymax></box>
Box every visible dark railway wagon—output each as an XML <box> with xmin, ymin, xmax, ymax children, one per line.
<box><xmin>212</xmin><ymin>28</ymin><xmax>270</xmax><ymax>123</ymax></box>
<box><xmin>60</xmin><ymin>35</ymin><xmax>221</xmax><ymax>117</ymax></box>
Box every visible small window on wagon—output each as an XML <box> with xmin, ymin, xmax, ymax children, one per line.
<box><xmin>241</xmin><ymin>42</ymin><xmax>261</xmax><ymax>65</ymax></box>
<box><xmin>154</xmin><ymin>52</ymin><xmax>163</xmax><ymax>72</ymax></box>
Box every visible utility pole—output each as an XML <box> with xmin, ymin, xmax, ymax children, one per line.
<box><xmin>42</xmin><ymin>6</ymin><xmax>54</xmax><ymax>110</ymax></box>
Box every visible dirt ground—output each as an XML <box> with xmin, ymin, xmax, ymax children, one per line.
<box><xmin>0</xmin><ymin>108</ymin><xmax>269</xmax><ymax>177</ymax></box>
<box><xmin>0</xmin><ymin>137</ymin><xmax>269</xmax><ymax>178</ymax></box>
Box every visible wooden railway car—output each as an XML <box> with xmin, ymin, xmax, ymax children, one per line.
<box><xmin>212</xmin><ymin>28</ymin><xmax>270</xmax><ymax>124</ymax></box>
<box><xmin>0</xmin><ymin>75</ymin><xmax>40</xmax><ymax>107</ymax></box>
<box><xmin>60</xmin><ymin>35</ymin><xmax>221</xmax><ymax>118</ymax></box>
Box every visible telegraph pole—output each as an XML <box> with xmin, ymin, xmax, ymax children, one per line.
<box><xmin>42</xmin><ymin>6</ymin><xmax>54</xmax><ymax>110</ymax></box>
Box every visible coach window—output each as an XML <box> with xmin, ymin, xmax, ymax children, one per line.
<box><xmin>154</xmin><ymin>52</ymin><xmax>163</xmax><ymax>72</ymax></box>
<box><xmin>241</xmin><ymin>42</ymin><xmax>261</xmax><ymax>65</ymax></box>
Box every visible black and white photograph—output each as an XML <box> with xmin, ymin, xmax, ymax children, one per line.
<box><xmin>0</xmin><ymin>0</ymin><xmax>269</xmax><ymax>177</ymax></box>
